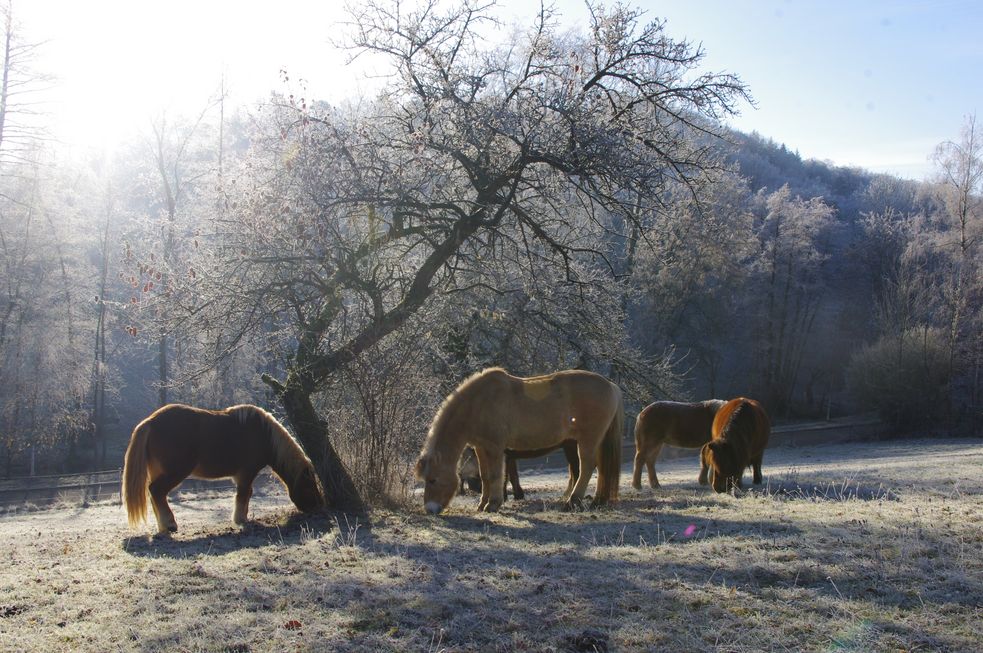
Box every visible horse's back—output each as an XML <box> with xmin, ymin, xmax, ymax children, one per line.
<box><xmin>497</xmin><ymin>369</ymin><xmax>620</xmax><ymax>450</ymax></box>
<box><xmin>637</xmin><ymin>400</ymin><xmax>720</xmax><ymax>447</ymax></box>
<box><xmin>144</xmin><ymin>404</ymin><xmax>269</xmax><ymax>479</ymax></box>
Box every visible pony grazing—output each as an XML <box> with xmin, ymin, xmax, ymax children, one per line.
<box><xmin>458</xmin><ymin>441</ymin><xmax>580</xmax><ymax>501</ymax></box>
<box><xmin>632</xmin><ymin>400</ymin><xmax>726</xmax><ymax>489</ymax></box>
<box><xmin>699</xmin><ymin>398</ymin><xmax>770</xmax><ymax>493</ymax></box>
<box><xmin>417</xmin><ymin>368</ymin><xmax>623</xmax><ymax>514</ymax></box>
<box><xmin>122</xmin><ymin>403</ymin><xmax>324</xmax><ymax>534</ymax></box>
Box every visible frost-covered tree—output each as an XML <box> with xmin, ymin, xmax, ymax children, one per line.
<box><xmin>931</xmin><ymin>114</ymin><xmax>983</xmax><ymax>430</ymax></box>
<box><xmin>177</xmin><ymin>0</ymin><xmax>749</xmax><ymax>511</ymax></box>
<box><xmin>751</xmin><ymin>185</ymin><xmax>835</xmax><ymax>414</ymax></box>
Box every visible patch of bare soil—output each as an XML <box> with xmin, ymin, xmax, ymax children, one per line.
<box><xmin>0</xmin><ymin>438</ymin><xmax>981</xmax><ymax>652</ymax></box>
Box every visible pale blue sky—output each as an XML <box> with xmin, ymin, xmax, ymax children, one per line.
<box><xmin>23</xmin><ymin>0</ymin><xmax>982</xmax><ymax>180</ymax></box>
<box><xmin>641</xmin><ymin>0</ymin><xmax>983</xmax><ymax>179</ymax></box>
<box><xmin>504</xmin><ymin>0</ymin><xmax>983</xmax><ymax>180</ymax></box>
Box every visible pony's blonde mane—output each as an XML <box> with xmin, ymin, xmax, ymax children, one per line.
<box><xmin>717</xmin><ymin>400</ymin><xmax>747</xmax><ymax>436</ymax></box>
<box><xmin>714</xmin><ymin>399</ymin><xmax>752</xmax><ymax>464</ymax></box>
<box><xmin>227</xmin><ymin>404</ymin><xmax>314</xmax><ymax>481</ymax></box>
<box><xmin>423</xmin><ymin>367</ymin><xmax>505</xmax><ymax>454</ymax></box>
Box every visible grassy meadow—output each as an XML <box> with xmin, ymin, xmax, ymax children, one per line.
<box><xmin>0</xmin><ymin>438</ymin><xmax>981</xmax><ymax>652</ymax></box>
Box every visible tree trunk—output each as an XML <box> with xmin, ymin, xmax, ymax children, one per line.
<box><xmin>263</xmin><ymin>371</ymin><xmax>366</xmax><ymax>516</ymax></box>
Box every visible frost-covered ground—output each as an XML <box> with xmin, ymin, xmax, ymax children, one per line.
<box><xmin>1</xmin><ymin>438</ymin><xmax>981</xmax><ymax>652</ymax></box>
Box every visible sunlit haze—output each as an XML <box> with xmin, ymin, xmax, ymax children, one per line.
<box><xmin>21</xmin><ymin>0</ymin><xmax>983</xmax><ymax>180</ymax></box>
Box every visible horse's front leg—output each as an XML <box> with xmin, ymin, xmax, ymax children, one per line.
<box><xmin>698</xmin><ymin>444</ymin><xmax>711</xmax><ymax>486</ymax></box>
<box><xmin>474</xmin><ymin>447</ymin><xmax>505</xmax><ymax>512</ymax></box>
<box><xmin>233</xmin><ymin>468</ymin><xmax>264</xmax><ymax>525</ymax></box>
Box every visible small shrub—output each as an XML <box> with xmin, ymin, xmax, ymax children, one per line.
<box><xmin>846</xmin><ymin>327</ymin><xmax>949</xmax><ymax>429</ymax></box>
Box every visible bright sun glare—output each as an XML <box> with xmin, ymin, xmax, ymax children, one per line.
<box><xmin>24</xmin><ymin>0</ymin><xmax>355</xmax><ymax>152</ymax></box>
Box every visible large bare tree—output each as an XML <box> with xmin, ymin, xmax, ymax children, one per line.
<box><xmin>187</xmin><ymin>0</ymin><xmax>749</xmax><ymax>512</ymax></box>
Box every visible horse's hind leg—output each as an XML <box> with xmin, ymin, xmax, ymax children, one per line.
<box><xmin>751</xmin><ymin>454</ymin><xmax>764</xmax><ymax>485</ymax></box>
<box><xmin>561</xmin><ymin>442</ymin><xmax>580</xmax><ymax>500</ymax></box>
<box><xmin>631</xmin><ymin>446</ymin><xmax>646</xmax><ymax>490</ymax></box>
<box><xmin>564</xmin><ymin>443</ymin><xmax>596</xmax><ymax>510</ymax></box>
<box><xmin>645</xmin><ymin>442</ymin><xmax>663</xmax><ymax>488</ymax></box>
<box><xmin>148</xmin><ymin>474</ymin><xmax>183</xmax><ymax>534</ymax></box>
<box><xmin>506</xmin><ymin>456</ymin><xmax>522</xmax><ymax>501</ymax></box>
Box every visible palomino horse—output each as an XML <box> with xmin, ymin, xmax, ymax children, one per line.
<box><xmin>417</xmin><ymin>368</ymin><xmax>623</xmax><ymax>514</ymax></box>
<box><xmin>631</xmin><ymin>400</ymin><xmax>726</xmax><ymax>489</ymax></box>
<box><xmin>699</xmin><ymin>397</ymin><xmax>770</xmax><ymax>493</ymax></box>
<box><xmin>122</xmin><ymin>403</ymin><xmax>324</xmax><ymax>534</ymax></box>
<box><xmin>458</xmin><ymin>441</ymin><xmax>580</xmax><ymax>500</ymax></box>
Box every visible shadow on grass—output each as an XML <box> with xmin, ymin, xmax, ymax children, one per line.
<box><xmin>121</xmin><ymin>508</ymin><xmax>370</xmax><ymax>558</ymax></box>
<box><xmin>123</xmin><ymin>484</ymin><xmax>980</xmax><ymax>653</ymax></box>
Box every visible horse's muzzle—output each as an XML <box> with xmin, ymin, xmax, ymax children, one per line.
<box><xmin>424</xmin><ymin>501</ymin><xmax>443</xmax><ymax>515</ymax></box>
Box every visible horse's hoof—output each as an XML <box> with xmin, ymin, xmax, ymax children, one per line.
<box><xmin>513</xmin><ymin>491</ymin><xmax>525</xmax><ymax>501</ymax></box>
<box><xmin>562</xmin><ymin>497</ymin><xmax>585</xmax><ymax>512</ymax></box>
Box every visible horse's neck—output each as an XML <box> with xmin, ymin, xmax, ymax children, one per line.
<box><xmin>426</xmin><ymin>411</ymin><xmax>473</xmax><ymax>467</ymax></box>
<box><xmin>266</xmin><ymin>428</ymin><xmax>301</xmax><ymax>480</ymax></box>
<box><xmin>427</xmin><ymin>429</ymin><xmax>468</xmax><ymax>461</ymax></box>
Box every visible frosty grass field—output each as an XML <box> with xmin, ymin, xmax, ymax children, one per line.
<box><xmin>0</xmin><ymin>437</ymin><xmax>981</xmax><ymax>652</ymax></box>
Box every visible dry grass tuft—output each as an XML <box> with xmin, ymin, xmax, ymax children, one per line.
<box><xmin>0</xmin><ymin>438</ymin><xmax>980</xmax><ymax>652</ymax></box>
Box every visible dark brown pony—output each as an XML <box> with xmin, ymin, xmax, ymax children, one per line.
<box><xmin>458</xmin><ymin>441</ymin><xmax>580</xmax><ymax>500</ymax></box>
<box><xmin>417</xmin><ymin>368</ymin><xmax>623</xmax><ymax>514</ymax></box>
<box><xmin>699</xmin><ymin>398</ymin><xmax>770</xmax><ymax>493</ymax></box>
<box><xmin>122</xmin><ymin>403</ymin><xmax>324</xmax><ymax>534</ymax></box>
<box><xmin>631</xmin><ymin>400</ymin><xmax>726</xmax><ymax>489</ymax></box>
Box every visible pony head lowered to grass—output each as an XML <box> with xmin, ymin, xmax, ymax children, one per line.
<box><xmin>122</xmin><ymin>403</ymin><xmax>324</xmax><ymax>534</ymax></box>
<box><xmin>700</xmin><ymin>397</ymin><xmax>770</xmax><ymax>493</ymax></box>
<box><xmin>416</xmin><ymin>368</ymin><xmax>623</xmax><ymax>515</ymax></box>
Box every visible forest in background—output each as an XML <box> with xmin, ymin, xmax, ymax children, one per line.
<box><xmin>0</xmin><ymin>1</ymin><xmax>980</xmax><ymax>507</ymax></box>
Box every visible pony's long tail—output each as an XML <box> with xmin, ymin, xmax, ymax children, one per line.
<box><xmin>595</xmin><ymin>388</ymin><xmax>624</xmax><ymax>504</ymax></box>
<box><xmin>121</xmin><ymin>418</ymin><xmax>151</xmax><ymax>527</ymax></box>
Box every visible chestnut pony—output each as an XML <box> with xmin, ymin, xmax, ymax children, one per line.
<box><xmin>458</xmin><ymin>441</ymin><xmax>580</xmax><ymax>500</ymax></box>
<box><xmin>417</xmin><ymin>368</ymin><xmax>623</xmax><ymax>514</ymax></box>
<box><xmin>631</xmin><ymin>400</ymin><xmax>726</xmax><ymax>489</ymax></box>
<box><xmin>122</xmin><ymin>403</ymin><xmax>324</xmax><ymax>533</ymax></box>
<box><xmin>699</xmin><ymin>398</ymin><xmax>770</xmax><ymax>493</ymax></box>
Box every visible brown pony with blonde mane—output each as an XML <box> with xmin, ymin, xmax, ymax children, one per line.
<box><xmin>417</xmin><ymin>368</ymin><xmax>623</xmax><ymax>514</ymax></box>
<box><xmin>699</xmin><ymin>397</ymin><xmax>770</xmax><ymax>493</ymax></box>
<box><xmin>122</xmin><ymin>403</ymin><xmax>324</xmax><ymax>533</ymax></box>
<box><xmin>631</xmin><ymin>399</ymin><xmax>726</xmax><ymax>489</ymax></box>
